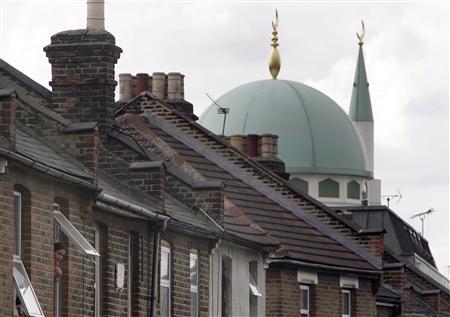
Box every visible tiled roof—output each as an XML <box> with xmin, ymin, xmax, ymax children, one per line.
<box><xmin>115</xmin><ymin>110</ymin><xmax>380</xmax><ymax>271</ymax></box>
<box><xmin>335</xmin><ymin>205</ymin><xmax>435</xmax><ymax>266</ymax></box>
<box><xmin>15</xmin><ymin>126</ymin><xmax>92</xmax><ymax>179</ymax></box>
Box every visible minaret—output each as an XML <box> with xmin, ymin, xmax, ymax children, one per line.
<box><xmin>349</xmin><ymin>22</ymin><xmax>374</xmax><ymax>173</ymax></box>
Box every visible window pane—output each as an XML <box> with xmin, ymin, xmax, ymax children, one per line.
<box><xmin>300</xmin><ymin>288</ymin><xmax>309</xmax><ymax>310</ymax></box>
<box><xmin>191</xmin><ymin>291</ymin><xmax>198</xmax><ymax>317</ymax></box>
<box><xmin>14</xmin><ymin>193</ymin><xmax>21</xmax><ymax>257</ymax></box>
<box><xmin>161</xmin><ymin>251</ymin><xmax>169</xmax><ymax>281</ymax></box>
<box><xmin>190</xmin><ymin>256</ymin><xmax>198</xmax><ymax>287</ymax></box>
<box><xmin>319</xmin><ymin>179</ymin><xmax>339</xmax><ymax>198</ymax></box>
<box><xmin>341</xmin><ymin>291</ymin><xmax>350</xmax><ymax>315</ymax></box>
<box><xmin>160</xmin><ymin>286</ymin><xmax>170</xmax><ymax>317</ymax></box>
<box><xmin>249</xmin><ymin>293</ymin><xmax>258</xmax><ymax>317</ymax></box>
<box><xmin>347</xmin><ymin>180</ymin><xmax>360</xmax><ymax>199</ymax></box>
<box><xmin>53</xmin><ymin>211</ymin><xmax>99</xmax><ymax>257</ymax></box>
<box><xmin>13</xmin><ymin>259</ymin><xmax>44</xmax><ymax>317</ymax></box>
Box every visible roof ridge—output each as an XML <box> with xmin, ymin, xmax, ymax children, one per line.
<box><xmin>138</xmin><ymin>94</ymin><xmax>372</xmax><ymax>242</ymax></box>
<box><xmin>114</xmin><ymin>114</ymin><xmax>278</xmax><ymax>249</ymax></box>
<box><xmin>143</xmin><ymin>110</ymin><xmax>381</xmax><ymax>270</ymax></box>
<box><xmin>0</xmin><ymin>58</ymin><xmax>52</xmax><ymax>99</ymax></box>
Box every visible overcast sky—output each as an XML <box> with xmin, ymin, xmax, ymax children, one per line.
<box><xmin>1</xmin><ymin>0</ymin><xmax>448</xmax><ymax>275</ymax></box>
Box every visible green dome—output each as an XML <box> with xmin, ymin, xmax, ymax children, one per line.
<box><xmin>199</xmin><ymin>79</ymin><xmax>371</xmax><ymax>177</ymax></box>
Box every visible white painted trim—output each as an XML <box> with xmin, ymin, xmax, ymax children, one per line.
<box><xmin>340</xmin><ymin>276</ymin><xmax>359</xmax><ymax>289</ymax></box>
<box><xmin>297</xmin><ymin>270</ymin><xmax>318</xmax><ymax>284</ymax></box>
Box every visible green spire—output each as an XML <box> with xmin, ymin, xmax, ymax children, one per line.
<box><xmin>349</xmin><ymin>45</ymin><xmax>373</xmax><ymax>122</ymax></box>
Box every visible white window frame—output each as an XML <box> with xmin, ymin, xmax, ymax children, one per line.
<box><xmin>190</xmin><ymin>252</ymin><xmax>198</xmax><ymax>317</ymax></box>
<box><xmin>300</xmin><ymin>284</ymin><xmax>310</xmax><ymax>316</ymax></box>
<box><xmin>53</xmin><ymin>203</ymin><xmax>62</xmax><ymax>317</ymax></box>
<box><xmin>160</xmin><ymin>245</ymin><xmax>171</xmax><ymax>317</ymax></box>
<box><xmin>53</xmin><ymin>210</ymin><xmax>99</xmax><ymax>257</ymax></box>
<box><xmin>127</xmin><ymin>233</ymin><xmax>132</xmax><ymax>317</ymax></box>
<box><xmin>249</xmin><ymin>272</ymin><xmax>262</xmax><ymax>297</ymax></box>
<box><xmin>341</xmin><ymin>289</ymin><xmax>351</xmax><ymax>317</ymax></box>
<box><xmin>13</xmin><ymin>191</ymin><xmax>21</xmax><ymax>259</ymax></box>
<box><xmin>13</xmin><ymin>257</ymin><xmax>45</xmax><ymax>317</ymax></box>
<box><xmin>95</xmin><ymin>227</ymin><xmax>101</xmax><ymax>317</ymax></box>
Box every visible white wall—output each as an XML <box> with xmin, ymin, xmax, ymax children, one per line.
<box><xmin>290</xmin><ymin>173</ymin><xmax>368</xmax><ymax>206</ymax></box>
<box><xmin>353</xmin><ymin>121</ymin><xmax>374</xmax><ymax>173</ymax></box>
<box><xmin>209</xmin><ymin>241</ymin><xmax>266</xmax><ymax>317</ymax></box>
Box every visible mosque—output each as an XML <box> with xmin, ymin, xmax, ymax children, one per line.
<box><xmin>199</xmin><ymin>19</ymin><xmax>381</xmax><ymax>207</ymax></box>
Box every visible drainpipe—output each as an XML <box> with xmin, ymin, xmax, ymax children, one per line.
<box><xmin>149</xmin><ymin>219</ymin><xmax>168</xmax><ymax>317</ymax></box>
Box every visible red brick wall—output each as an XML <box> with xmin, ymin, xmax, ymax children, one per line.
<box><xmin>1</xmin><ymin>163</ymin><xmax>95</xmax><ymax>316</ymax></box>
<box><xmin>266</xmin><ymin>267</ymin><xmax>377</xmax><ymax>317</ymax></box>
<box><xmin>160</xmin><ymin>230</ymin><xmax>210</xmax><ymax>317</ymax></box>
<box><xmin>0</xmin><ymin>170</ymin><xmax>15</xmax><ymax>316</ymax></box>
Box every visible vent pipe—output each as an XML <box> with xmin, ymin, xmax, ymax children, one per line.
<box><xmin>87</xmin><ymin>0</ymin><xmax>105</xmax><ymax>30</ymax></box>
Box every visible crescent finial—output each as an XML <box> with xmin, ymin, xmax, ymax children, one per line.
<box><xmin>268</xmin><ymin>9</ymin><xmax>281</xmax><ymax>79</ymax></box>
<box><xmin>357</xmin><ymin>20</ymin><xmax>365</xmax><ymax>46</ymax></box>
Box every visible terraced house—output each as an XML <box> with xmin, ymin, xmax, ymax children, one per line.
<box><xmin>1</xmin><ymin>1</ymin><xmax>448</xmax><ymax>317</ymax></box>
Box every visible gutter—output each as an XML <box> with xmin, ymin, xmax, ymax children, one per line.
<box><xmin>0</xmin><ymin>148</ymin><xmax>97</xmax><ymax>191</ymax></box>
<box><xmin>269</xmin><ymin>259</ymin><xmax>382</xmax><ymax>276</ymax></box>
<box><xmin>96</xmin><ymin>192</ymin><xmax>169</xmax><ymax>222</ymax></box>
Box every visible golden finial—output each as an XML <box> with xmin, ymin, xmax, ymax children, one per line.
<box><xmin>357</xmin><ymin>20</ymin><xmax>365</xmax><ymax>46</ymax></box>
<box><xmin>268</xmin><ymin>9</ymin><xmax>281</xmax><ymax>79</ymax></box>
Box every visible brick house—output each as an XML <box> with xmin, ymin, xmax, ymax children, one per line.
<box><xmin>1</xmin><ymin>1</ymin><xmax>448</xmax><ymax>317</ymax></box>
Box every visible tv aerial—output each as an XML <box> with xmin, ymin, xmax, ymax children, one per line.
<box><xmin>382</xmin><ymin>188</ymin><xmax>402</xmax><ymax>207</ymax></box>
<box><xmin>205</xmin><ymin>93</ymin><xmax>230</xmax><ymax>136</ymax></box>
<box><xmin>410</xmin><ymin>208</ymin><xmax>436</xmax><ymax>237</ymax></box>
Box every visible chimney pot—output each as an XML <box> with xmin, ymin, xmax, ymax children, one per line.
<box><xmin>273</xmin><ymin>135</ymin><xmax>279</xmax><ymax>156</ymax></box>
<box><xmin>87</xmin><ymin>0</ymin><xmax>105</xmax><ymax>30</ymax></box>
<box><xmin>152</xmin><ymin>72</ymin><xmax>166</xmax><ymax>99</ymax></box>
<box><xmin>229</xmin><ymin>135</ymin><xmax>243</xmax><ymax>152</ymax></box>
<box><xmin>136</xmin><ymin>73</ymin><xmax>150</xmax><ymax>95</ymax></box>
<box><xmin>167</xmin><ymin>72</ymin><xmax>183</xmax><ymax>101</ymax></box>
<box><xmin>261</xmin><ymin>134</ymin><xmax>274</xmax><ymax>158</ymax></box>
<box><xmin>119</xmin><ymin>73</ymin><xmax>132</xmax><ymax>102</ymax></box>
<box><xmin>247</xmin><ymin>134</ymin><xmax>259</xmax><ymax>157</ymax></box>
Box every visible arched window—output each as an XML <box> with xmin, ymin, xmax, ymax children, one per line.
<box><xmin>318</xmin><ymin>179</ymin><xmax>339</xmax><ymax>198</ymax></box>
<box><xmin>289</xmin><ymin>178</ymin><xmax>309</xmax><ymax>194</ymax></box>
<box><xmin>347</xmin><ymin>181</ymin><xmax>360</xmax><ymax>200</ymax></box>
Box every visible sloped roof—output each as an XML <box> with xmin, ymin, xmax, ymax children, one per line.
<box><xmin>0</xmin><ymin>58</ymin><xmax>52</xmax><ymax>100</ymax></box>
<box><xmin>337</xmin><ymin>205</ymin><xmax>435</xmax><ymax>266</ymax></box>
<box><xmin>15</xmin><ymin>125</ymin><xmax>92</xmax><ymax>179</ymax></box>
<box><xmin>115</xmin><ymin>108</ymin><xmax>380</xmax><ymax>271</ymax></box>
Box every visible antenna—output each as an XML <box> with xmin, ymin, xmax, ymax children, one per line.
<box><xmin>205</xmin><ymin>93</ymin><xmax>230</xmax><ymax>136</ymax></box>
<box><xmin>410</xmin><ymin>208</ymin><xmax>436</xmax><ymax>237</ymax></box>
<box><xmin>382</xmin><ymin>188</ymin><xmax>402</xmax><ymax>207</ymax></box>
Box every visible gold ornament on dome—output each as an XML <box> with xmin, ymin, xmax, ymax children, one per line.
<box><xmin>268</xmin><ymin>9</ymin><xmax>281</xmax><ymax>79</ymax></box>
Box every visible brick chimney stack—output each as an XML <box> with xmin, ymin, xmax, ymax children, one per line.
<box><xmin>44</xmin><ymin>0</ymin><xmax>122</xmax><ymax>133</ymax></box>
